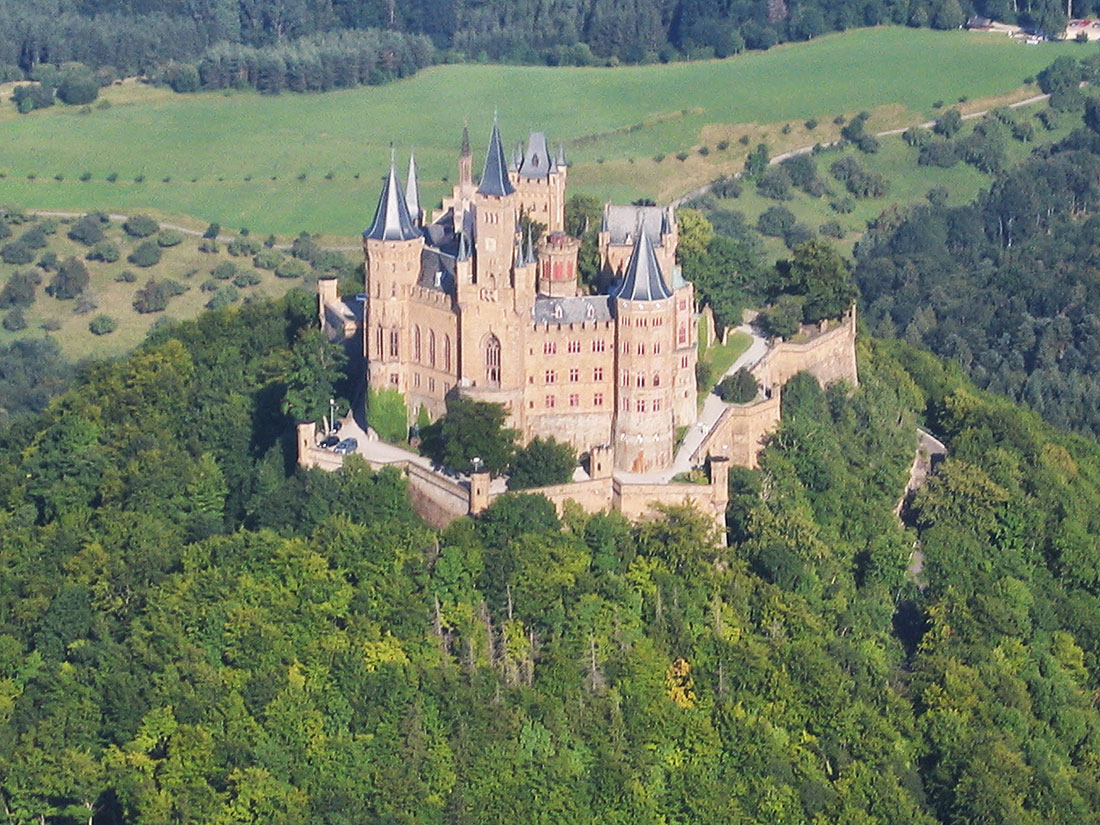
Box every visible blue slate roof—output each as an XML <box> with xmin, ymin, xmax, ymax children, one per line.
<box><xmin>615</xmin><ymin>226</ymin><xmax>672</xmax><ymax>302</ymax></box>
<box><xmin>364</xmin><ymin>163</ymin><xmax>421</xmax><ymax>242</ymax></box>
<box><xmin>478</xmin><ymin>120</ymin><xmax>516</xmax><ymax>198</ymax></box>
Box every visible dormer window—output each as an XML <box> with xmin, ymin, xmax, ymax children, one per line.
<box><xmin>553</xmin><ymin>304</ymin><xmax>563</xmax><ymax>320</ymax></box>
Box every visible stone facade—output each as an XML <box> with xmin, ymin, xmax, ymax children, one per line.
<box><xmin>355</xmin><ymin>122</ymin><xmax>698</xmax><ymax>472</ymax></box>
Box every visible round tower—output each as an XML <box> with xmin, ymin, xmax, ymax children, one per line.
<box><xmin>612</xmin><ymin>228</ymin><xmax>677</xmax><ymax>474</ymax></box>
<box><xmin>537</xmin><ymin>231</ymin><xmax>581</xmax><ymax>297</ymax></box>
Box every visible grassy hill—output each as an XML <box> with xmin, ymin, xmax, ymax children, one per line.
<box><xmin>0</xmin><ymin>27</ymin><xmax>1078</xmax><ymax>238</ymax></box>
<box><xmin>0</xmin><ymin>212</ymin><xmax>343</xmax><ymax>358</ymax></box>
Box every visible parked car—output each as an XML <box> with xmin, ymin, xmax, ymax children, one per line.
<box><xmin>320</xmin><ymin>435</ymin><xmax>340</xmax><ymax>448</ymax></box>
<box><xmin>334</xmin><ymin>438</ymin><xmax>358</xmax><ymax>455</ymax></box>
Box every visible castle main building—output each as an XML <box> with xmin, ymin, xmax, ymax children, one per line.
<box><xmin>361</xmin><ymin>122</ymin><xmax>698</xmax><ymax>474</ymax></box>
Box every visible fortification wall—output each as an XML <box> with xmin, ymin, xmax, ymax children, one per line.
<box><xmin>751</xmin><ymin>308</ymin><xmax>858</xmax><ymax>390</ymax></box>
<box><xmin>405</xmin><ymin>463</ymin><xmax>470</xmax><ymax>528</ymax></box>
<box><xmin>692</xmin><ymin>390</ymin><xmax>782</xmax><ymax>469</ymax></box>
<box><xmin>614</xmin><ymin>480</ymin><xmax>725</xmax><ymax>530</ymax></box>
<box><xmin>516</xmin><ymin>478</ymin><xmax>615</xmax><ymax>515</ymax></box>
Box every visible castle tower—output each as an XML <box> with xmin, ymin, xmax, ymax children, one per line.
<box><xmin>511</xmin><ymin>131</ymin><xmax>568</xmax><ymax>233</ymax></box>
<box><xmin>612</xmin><ymin>228</ymin><xmax>678</xmax><ymax>474</ymax></box>
<box><xmin>459</xmin><ymin>125</ymin><xmax>472</xmax><ymax>191</ymax></box>
<box><xmin>473</xmin><ymin>119</ymin><xmax>519</xmax><ymax>286</ymax></box>
<box><xmin>537</xmin><ymin>231</ymin><xmax>581</xmax><ymax>298</ymax></box>
<box><xmin>363</xmin><ymin>160</ymin><xmax>424</xmax><ymax>397</ymax></box>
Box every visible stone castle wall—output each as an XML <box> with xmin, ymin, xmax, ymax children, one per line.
<box><xmin>751</xmin><ymin>308</ymin><xmax>858</xmax><ymax>390</ymax></box>
<box><xmin>692</xmin><ymin>389</ymin><xmax>782</xmax><ymax>470</ymax></box>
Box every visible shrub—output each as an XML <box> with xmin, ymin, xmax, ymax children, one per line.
<box><xmin>198</xmin><ymin>240</ymin><xmax>219</xmax><ymax>253</ymax></box>
<box><xmin>711</xmin><ymin>176</ymin><xmax>742</xmax><ymax>198</ymax></box>
<box><xmin>106</xmin><ymin>172</ymin><xmax>118</xmax><ymax>182</ymax></box>
<box><xmin>88</xmin><ymin>315</ymin><xmax>117</xmax><ymax>335</ymax></box>
<box><xmin>233</xmin><ymin>272</ymin><xmax>262</xmax><ymax>288</ymax></box>
<box><xmin>2</xmin><ymin>308</ymin><xmax>27</xmax><ymax>331</ymax></box>
<box><xmin>756</xmin><ymin>166</ymin><xmax>793</xmax><ymax>200</ymax></box>
<box><xmin>0</xmin><ymin>270</ymin><xmax>41</xmax><ymax>308</ymax></box>
<box><xmin>12</xmin><ymin>83</ymin><xmax>54</xmax><ymax>113</ymax></box>
<box><xmin>38</xmin><ymin>251</ymin><xmax>58</xmax><ymax>271</ymax></box>
<box><xmin>275</xmin><ymin>258</ymin><xmax>308</xmax><ymax>279</ymax></box>
<box><xmin>201</xmin><ymin>279</ymin><xmax>221</xmax><ymax>292</ymax></box>
<box><xmin>47</xmin><ymin>257</ymin><xmax>90</xmax><ymax>299</ymax></box>
<box><xmin>717</xmin><ymin>140</ymin><xmax>730</xmax><ymax>150</ymax></box>
<box><xmin>202</xmin><ymin>222</ymin><xmax>220</xmax><ymax>239</ymax></box>
<box><xmin>819</xmin><ymin>220</ymin><xmax>845</xmax><ymax>239</ymax></box>
<box><xmin>20</xmin><ymin>226</ymin><xmax>47</xmax><ymax>249</ymax></box>
<box><xmin>761</xmin><ymin>294</ymin><xmax>805</xmax><ymax>338</ymax></box>
<box><xmin>783</xmin><ymin>223</ymin><xmax>814</xmax><ymax>249</ymax></box>
<box><xmin>115</xmin><ymin>270</ymin><xmax>137</xmax><ymax>283</ymax></box>
<box><xmin>698</xmin><ymin>146</ymin><xmax>710</xmax><ymax>156</ymax></box>
<box><xmin>253</xmin><ymin>249</ymin><xmax>283</xmax><ymax>270</ymax></box>
<box><xmin>1012</xmin><ymin>121</ymin><xmax>1035</xmax><ymax>142</ymax></box>
<box><xmin>40</xmin><ymin>317</ymin><xmax>61</xmax><ymax>331</ymax></box>
<box><xmin>675</xmin><ymin>151</ymin><xmax>689</xmax><ymax>161</ymax></box>
<box><xmin>829</xmin><ymin>156</ymin><xmax>861</xmax><ymax>182</ymax></box>
<box><xmin>87</xmin><ymin>241</ymin><xmax>120</xmax><ymax>262</ymax></box>
<box><xmin>228</xmin><ymin>237</ymin><xmax>260</xmax><ymax>257</ymax></box>
<box><xmin>67</xmin><ymin>215</ymin><xmax>105</xmax><ymax>246</ymax></box>
<box><xmin>903</xmin><ymin>127</ymin><xmax>932</xmax><ymax>147</ymax></box>
<box><xmin>212</xmin><ymin>261</ymin><xmax>237</xmax><ymax>280</ymax></box>
<box><xmin>133</xmin><ymin>279</ymin><xmax>174</xmax><ymax>313</ymax></box>
<box><xmin>128</xmin><ymin>240</ymin><xmax>162</xmax><ymax>267</ymax></box>
<box><xmin>205</xmin><ymin>285</ymin><xmax>239</xmax><ymax>310</ymax></box>
<box><xmin>830</xmin><ymin>197</ymin><xmax>855</xmax><ymax>214</ymax></box>
<box><xmin>933</xmin><ymin>109</ymin><xmax>962</xmax><ymax>137</ymax></box>
<box><xmin>157</xmin><ymin>229</ymin><xmax>183</xmax><ymax>247</ymax></box>
<box><xmin>56</xmin><ymin>66</ymin><xmax>99</xmax><ymax>105</ymax></box>
<box><xmin>165</xmin><ymin>63</ymin><xmax>200</xmax><ymax>93</ymax></box>
<box><xmin>857</xmin><ymin>135</ymin><xmax>881</xmax><ymax>154</ymax></box>
<box><xmin>918</xmin><ymin>140</ymin><xmax>959</xmax><ymax>168</ymax></box>
<box><xmin>1</xmin><ymin>242</ymin><xmax>34</xmax><ymax>265</ymax></box>
<box><xmin>757</xmin><ymin>205</ymin><xmax>796</xmax><ymax>237</ymax></box>
<box><xmin>715</xmin><ymin>368</ymin><xmax>759</xmax><ymax>403</ymax></box>
<box><xmin>804</xmin><ymin>118</ymin><xmax>818</xmax><ymax>130</ymax></box>
<box><xmin>79</xmin><ymin>172</ymin><xmax>92</xmax><ymax>182</ymax></box>
<box><xmin>123</xmin><ymin>214</ymin><xmax>159</xmax><ymax>238</ymax></box>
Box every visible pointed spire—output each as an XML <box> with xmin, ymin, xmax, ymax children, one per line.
<box><xmin>525</xmin><ymin>228</ymin><xmax>535</xmax><ymax>266</ymax></box>
<box><xmin>363</xmin><ymin>161</ymin><xmax>420</xmax><ymax>242</ymax></box>
<box><xmin>478</xmin><ymin>118</ymin><xmax>516</xmax><ymax>198</ymax></box>
<box><xmin>616</xmin><ymin>222</ymin><xmax>672</xmax><ymax>302</ymax></box>
<box><xmin>457</xmin><ymin>231</ymin><xmax>471</xmax><ymax>262</ymax></box>
<box><xmin>513</xmin><ymin>233</ymin><xmax>524</xmax><ymax>268</ymax></box>
<box><xmin>405</xmin><ymin>151</ymin><xmax>421</xmax><ymax>227</ymax></box>
<box><xmin>555</xmin><ymin>142</ymin><xmax>567</xmax><ymax>168</ymax></box>
<box><xmin>461</xmin><ymin>122</ymin><xmax>471</xmax><ymax>157</ymax></box>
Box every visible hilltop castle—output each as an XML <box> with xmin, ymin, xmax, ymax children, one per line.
<box><xmin>349</xmin><ymin>121</ymin><xmax>698</xmax><ymax>474</ymax></box>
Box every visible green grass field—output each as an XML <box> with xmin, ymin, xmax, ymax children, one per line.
<box><xmin>0</xmin><ymin>216</ymin><xmax>317</xmax><ymax>358</ymax></box>
<box><xmin>715</xmin><ymin>97</ymin><xmax>1085</xmax><ymax>263</ymax></box>
<box><xmin>0</xmin><ymin>27</ymin><xmax>1081</xmax><ymax>238</ymax></box>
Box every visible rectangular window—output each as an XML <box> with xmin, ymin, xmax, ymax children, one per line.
<box><xmin>568</xmin><ymin>340</ymin><xmax>581</xmax><ymax>354</ymax></box>
<box><xmin>569</xmin><ymin>368</ymin><xmax>580</xmax><ymax>383</ymax></box>
<box><xmin>622</xmin><ymin>397</ymin><xmax>629</xmax><ymax>411</ymax></box>
<box><xmin>545</xmin><ymin>370</ymin><xmax>556</xmax><ymax>384</ymax></box>
<box><xmin>681</xmin><ymin>355</ymin><xmax>689</xmax><ymax>369</ymax></box>
<box><xmin>569</xmin><ymin>394</ymin><xmax>579</xmax><ymax>407</ymax></box>
<box><xmin>621</xmin><ymin>341</ymin><xmax>629</xmax><ymax>354</ymax></box>
<box><xmin>545</xmin><ymin>395</ymin><xmax>555</xmax><ymax>409</ymax></box>
<box><xmin>653</xmin><ymin>342</ymin><xmax>661</xmax><ymax>354</ymax></box>
<box><xmin>594</xmin><ymin>392</ymin><xmax>604</xmax><ymax>407</ymax></box>
<box><xmin>592</xmin><ymin>340</ymin><xmax>606</xmax><ymax>352</ymax></box>
<box><xmin>390</xmin><ymin>373</ymin><xmax>399</xmax><ymax>386</ymax></box>
<box><xmin>637</xmin><ymin>400</ymin><xmax>646</xmax><ymax>413</ymax></box>
<box><xmin>429</xmin><ymin>378</ymin><xmax>436</xmax><ymax>392</ymax></box>
<box><xmin>637</xmin><ymin>343</ymin><xmax>645</xmax><ymax>355</ymax></box>
<box><xmin>414</xmin><ymin>374</ymin><xmax>421</xmax><ymax>388</ymax></box>
<box><xmin>593</xmin><ymin>367</ymin><xmax>603</xmax><ymax>382</ymax></box>
<box><xmin>544</xmin><ymin>341</ymin><xmax>556</xmax><ymax>355</ymax></box>
<box><xmin>679</xmin><ymin>299</ymin><xmax>687</xmax><ymax>310</ymax></box>
<box><xmin>621</xmin><ymin>370</ymin><xmax>629</xmax><ymax>386</ymax></box>
<box><xmin>653</xmin><ymin>399</ymin><xmax>661</xmax><ymax>411</ymax></box>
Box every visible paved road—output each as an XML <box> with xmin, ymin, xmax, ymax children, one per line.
<box><xmin>616</xmin><ymin>322</ymin><xmax>769</xmax><ymax>484</ymax></box>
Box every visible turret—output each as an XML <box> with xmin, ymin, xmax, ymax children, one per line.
<box><xmin>458</xmin><ymin>124</ymin><xmax>472</xmax><ymax>190</ymax></box>
<box><xmin>537</xmin><ymin>231</ymin><xmax>581</xmax><ymax>298</ymax></box>
<box><xmin>474</xmin><ymin>119</ymin><xmax>519</xmax><ymax>285</ymax></box>
<box><xmin>405</xmin><ymin>151</ymin><xmax>421</xmax><ymax>227</ymax></box>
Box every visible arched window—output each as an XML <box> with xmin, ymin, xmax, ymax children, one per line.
<box><xmin>485</xmin><ymin>334</ymin><xmax>501</xmax><ymax>386</ymax></box>
<box><xmin>390</xmin><ymin>327</ymin><xmax>399</xmax><ymax>359</ymax></box>
<box><xmin>429</xmin><ymin>330</ymin><xmax>436</xmax><ymax>368</ymax></box>
<box><xmin>636</xmin><ymin>372</ymin><xmax>645</xmax><ymax>388</ymax></box>
<box><xmin>443</xmin><ymin>335</ymin><xmax>451</xmax><ymax>371</ymax></box>
<box><xmin>414</xmin><ymin>326</ymin><xmax>422</xmax><ymax>363</ymax></box>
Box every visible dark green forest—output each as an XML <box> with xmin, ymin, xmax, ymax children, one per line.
<box><xmin>0</xmin><ymin>0</ymin><xmax>1070</xmax><ymax>88</ymax></box>
<box><xmin>6</xmin><ymin>276</ymin><xmax>1100</xmax><ymax>822</ymax></box>
<box><xmin>855</xmin><ymin>62</ymin><xmax>1100</xmax><ymax>441</ymax></box>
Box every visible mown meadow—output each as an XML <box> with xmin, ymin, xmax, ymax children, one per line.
<box><xmin>0</xmin><ymin>27</ymin><xmax>1078</xmax><ymax>237</ymax></box>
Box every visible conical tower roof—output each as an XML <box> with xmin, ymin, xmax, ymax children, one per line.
<box><xmin>478</xmin><ymin>119</ymin><xmax>516</xmax><ymax>198</ymax></box>
<box><xmin>615</xmin><ymin>225</ymin><xmax>672</xmax><ymax>302</ymax></box>
<box><xmin>405</xmin><ymin>151</ymin><xmax>421</xmax><ymax>226</ymax></box>
<box><xmin>364</xmin><ymin>160</ymin><xmax>420</xmax><ymax>242</ymax></box>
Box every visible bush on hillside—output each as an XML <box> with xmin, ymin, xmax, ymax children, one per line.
<box><xmin>87</xmin><ymin>241</ymin><xmax>120</xmax><ymax>262</ymax></box>
<box><xmin>253</xmin><ymin>249</ymin><xmax>283</xmax><ymax>270</ymax></box>
<box><xmin>123</xmin><ymin>214</ymin><xmax>159</xmax><ymax>238</ymax></box>
<box><xmin>715</xmin><ymin>368</ymin><xmax>759</xmax><ymax>403</ymax></box>
<box><xmin>47</xmin><ymin>257</ymin><xmax>90</xmax><ymax>299</ymax></box>
<box><xmin>0</xmin><ymin>270</ymin><xmax>41</xmax><ymax>308</ymax></box>
<box><xmin>67</xmin><ymin>214</ymin><xmax>107</xmax><ymax>246</ymax></box>
<box><xmin>88</xmin><ymin>315</ymin><xmax>118</xmax><ymax>335</ymax></box>
<box><xmin>128</xmin><ymin>241</ymin><xmax>163</xmax><ymax>267</ymax></box>
<box><xmin>1</xmin><ymin>242</ymin><xmax>34</xmax><ymax>265</ymax></box>
<box><xmin>157</xmin><ymin>229</ymin><xmax>184</xmax><ymax>247</ymax></box>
